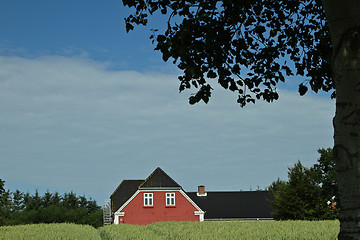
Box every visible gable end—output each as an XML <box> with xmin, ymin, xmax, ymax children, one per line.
<box><xmin>139</xmin><ymin>167</ymin><xmax>181</xmax><ymax>189</ymax></box>
<box><xmin>110</xmin><ymin>179</ymin><xmax>144</xmax><ymax>213</ymax></box>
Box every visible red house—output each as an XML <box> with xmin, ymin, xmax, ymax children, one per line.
<box><xmin>108</xmin><ymin>167</ymin><xmax>274</xmax><ymax>225</ymax></box>
<box><xmin>110</xmin><ymin>167</ymin><xmax>205</xmax><ymax>225</ymax></box>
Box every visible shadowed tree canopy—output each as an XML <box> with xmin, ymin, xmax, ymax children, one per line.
<box><xmin>122</xmin><ymin>0</ymin><xmax>360</xmax><ymax>239</ymax></box>
<box><xmin>123</xmin><ymin>0</ymin><xmax>333</xmax><ymax>106</ymax></box>
<box><xmin>269</xmin><ymin>148</ymin><xmax>339</xmax><ymax>220</ymax></box>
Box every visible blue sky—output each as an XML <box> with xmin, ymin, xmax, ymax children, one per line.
<box><xmin>0</xmin><ymin>0</ymin><xmax>335</xmax><ymax>205</ymax></box>
<box><xmin>0</xmin><ymin>0</ymin><xmax>170</xmax><ymax>72</ymax></box>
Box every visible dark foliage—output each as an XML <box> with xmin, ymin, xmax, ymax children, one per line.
<box><xmin>269</xmin><ymin>148</ymin><xmax>339</xmax><ymax>220</ymax></box>
<box><xmin>0</xmin><ymin>182</ymin><xmax>103</xmax><ymax>228</ymax></box>
<box><xmin>122</xmin><ymin>0</ymin><xmax>333</xmax><ymax>106</ymax></box>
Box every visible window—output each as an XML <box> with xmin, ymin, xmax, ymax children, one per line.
<box><xmin>144</xmin><ymin>193</ymin><xmax>153</xmax><ymax>206</ymax></box>
<box><xmin>166</xmin><ymin>193</ymin><xmax>175</xmax><ymax>206</ymax></box>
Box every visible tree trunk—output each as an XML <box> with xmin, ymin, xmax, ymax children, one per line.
<box><xmin>322</xmin><ymin>1</ymin><xmax>360</xmax><ymax>239</ymax></box>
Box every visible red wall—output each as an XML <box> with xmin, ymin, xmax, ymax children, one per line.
<box><xmin>118</xmin><ymin>191</ymin><xmax>199</xmax><ymax>225</ymax></box>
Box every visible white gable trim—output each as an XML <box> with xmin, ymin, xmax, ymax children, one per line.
<box><xmin>113</xmin><ymin>212</ymin><xmax>125</xmax><ymax>224</ymax></box>
<box><xmin>113</xmin><ymin>190</ymin><xmax>140</xmax><ymax>225</ymax></box>
<box><xmin>114</xmin><ymin>190</ymin><xmax>140</xmax><ymax>215</ymax></box>
<box><xmin>179</xmin><ymin>189</ymin><xmax>205</xmax><ymax>221</ymax></box>
<box><xmin>179</xmin><ymin>189</ymin><xmax>204</xmax><ymax>213</ymax></box>
<box><xmin>113</xmin><ymin>189</ymin><xmax>205</xmax><ymax>223</ymax></box>
<box><xmin>195</xmin><ymin>211</ymin><xmax>205</xmax><ymax>222</ymax></box>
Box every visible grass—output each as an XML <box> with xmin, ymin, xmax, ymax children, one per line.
<box><xmin>0</xmin><ymin>220</ymin><xmax>339</xmax><ymax>240</ymax></box>
<box><xmin>99</xmin><ymin>220</ymin><xmax>339</xmax><ymax>240</ymax></box>
<box><xmin>0</xmin><ymin>223</ymin><xmax>101</xmax><ymax>240</ymax></box>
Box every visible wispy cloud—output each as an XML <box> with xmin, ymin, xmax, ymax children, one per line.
<box><xmin>0</xmin><ymin>55</ymin><xmax>335</xmax><ymax>202</ymax></box>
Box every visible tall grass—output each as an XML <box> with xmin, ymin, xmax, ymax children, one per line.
<box><xmin>0</xmin><ymin>223</ymin><xmax>101</xmax><ymax>240</ymax></box>
<box><xmin>0</xmin><ymin>220</ymin><xmax>339</xmax><ymax>239</ymax></box>
<box><xmin>99</xmin><ymin>220</ymin><xmax>339</xmax><ymax>240</ymax></box>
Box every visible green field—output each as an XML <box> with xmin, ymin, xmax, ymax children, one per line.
<box><xmin>0</xmin><ymin>223</ymin><xmax>101</xmax><ymax>240</ymax></box>
<box><xmin>0</xmin><ymin>220</ymin><xmax>339</xmax><ymax>240</ymax></box>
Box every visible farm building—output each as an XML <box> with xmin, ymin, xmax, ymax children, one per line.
<box><xmin>187</xmin><ymin>187</ymin><xmax>274</xmax><ymax>220</ymax></box>
<box><xmin>106</xmin><ymin>167</ymin><xmax>274</xmax><ymax>225</ymax></box>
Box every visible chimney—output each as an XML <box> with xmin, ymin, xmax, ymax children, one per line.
<box><xmin>197</xmin><ymin>185</ymin><xmax>207</xmax><ymax>196</ymax></box>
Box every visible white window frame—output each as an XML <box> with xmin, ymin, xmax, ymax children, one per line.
<box><xmin>144</xmin><ymin>193</ymin><xmax>153</xmax><ymax>207</ymax></box>
<box><xmin>166</xmin><ymin>192</ymin><xmax>175</xmax><ymax>206</ymax></box>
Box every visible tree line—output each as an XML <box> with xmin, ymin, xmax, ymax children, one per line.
<box><xmin>269</xmin><ymin>148</ymin><xmax>339</xmax><ymax>220</ymax></box>
<box><xmin>0</xmin><ymin>148</ymin><xmax>338</xmax><ymax>227</ymax></box>
<box><xmin>0</xmin><ymin>182</ymin><xmax>102</xmax><ymax>227</ymax></box>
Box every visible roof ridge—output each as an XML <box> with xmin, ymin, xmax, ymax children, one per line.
<box><xmin>139</xmin><ymin>167</ymin><xmax>181</xmax><ymax>188</ymax></box>
<box><xmin>123</xmin><ymin>179</ymin><xmax>145</xmax><ymax>181</ymax></box>
<box><xmin>138</xmin><ymin>167</ymin><xmax>161</xmax><ymax>188</ymax></box>
<box><xmin>186</xmin><ymin>190</ymin><xmax>270</xmax><ymax>194</ymax></box>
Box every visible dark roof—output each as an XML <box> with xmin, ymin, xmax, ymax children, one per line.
<box><xmin>110</xmin><ymin>179</ymin><xmax>144</xmax><ymax>213</ymax></box>
<box><xmin>110</xmin><ymin>167</ymin><xmax>181</xmax><ymax>213</ymax></box>
<box><xmin>139</xmin><ymin>167</ymin><xmax>181</xmax><ymax>189</ymax></box>
<box><xmin>187</xmin><ymin>191</ymin><xmax>274</xmax><ymax>219</ymax></box>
